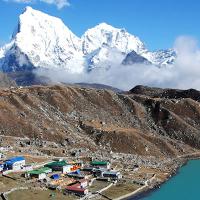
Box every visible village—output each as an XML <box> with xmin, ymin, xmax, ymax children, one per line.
<box><xmin>0</xmin><ymin>154</ymin><xmax>174</xmax><ymax>200</ymax></box>
<box><xmin>0</xmin><ymin>135</ymin><xmax>181</xmax><ymax>200</ymax></box>
<box><xmin>0</xmin><ymin>154</ymin><xmax>123</xmax><ymax>198</ymax></box>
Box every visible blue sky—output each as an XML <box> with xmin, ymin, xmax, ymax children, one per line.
<box><xmin>0</xmin><ymin>0</ymin><xmax>199</xmax><ymax>50</ymax></box>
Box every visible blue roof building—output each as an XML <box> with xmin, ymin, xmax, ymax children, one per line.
<box><xmin>5</xmin><ymin>156</ymin><xmax>25</xmax><ymax>164</ymax></box>
<box><xmin>4</xmin><ymin>156</ymin><xmax>25</xmax><ymax>171</ymax></box>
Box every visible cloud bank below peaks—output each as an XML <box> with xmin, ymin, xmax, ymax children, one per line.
<box><xmin>35</xmin><ymin>36</ymin><xmax>200</xmax><ymax>91</ymax></box>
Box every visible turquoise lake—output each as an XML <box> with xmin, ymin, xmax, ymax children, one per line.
<box><xmin>136</xmin><ymin>160</ymin><xmax>200</xmax><ymax>200</ymax></box>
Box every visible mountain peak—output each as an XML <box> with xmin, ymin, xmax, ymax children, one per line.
<box><xmin>7</xmin><ymin>7</ymin><xmax>84</xmax><ymax>73</ymax></box>
<box><xmin>22</xmin><ymin>6</ymin><xmax>52</xmax><ymax>20</ymax></box>
<box><xmin>95</xmin><ymin>22</ymin><xmax>118</xmax><ymax>30</ymax></box>
<box><xmin>12</xmin><ymin>6</ymin><xmax>64</xmax><ymax>38</ymax></box>
<box><xmin>122</xmin><ymin>50</ymin><xmax>151</xmax><ymax>65</ymax></box>
<box><xmin>23</xmin><ymin>6</ymin><xmax>33</xmax><ymax>13</ymax></box>
<box><xmin>20</xmin><ymin>6</ymin><xmax>63</xmax><ymax>25</ymax></box>
<box><xmin>82</xmin><ymin>22</ymin><xmax>146</xmax><ymax>55</ymax></box>
<box><xmin>0</xmin><ymin>8</ymin><xmax>176</xmax><ymax>75</ymax></box>
<box><xmin>94</xmin><ymin>23</ymin><xmax>129</xmax><ymax>35</ymax></box>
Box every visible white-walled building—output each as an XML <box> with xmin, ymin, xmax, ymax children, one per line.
<box><xmin>4</xmin><ymin>156</ymin><xmax>25</xmax><ymax>171</ymax></box>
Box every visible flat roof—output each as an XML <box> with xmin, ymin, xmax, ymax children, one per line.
<box><xmin>28</xmin><ymin>167</ymin><xmax>51</xmax><ymax>175</ymax></box>
<box><xmin>45</xmin><ymin>160</ymin><xmax>68</xmax><ymax>168</ymax></box>
<box><xmin>90</xmin><ymin>161</ymin><xmax>109</xmax><ymax>165</ymax></box>
<box><xmin>5</xmin><ymin>156</ymin><xmax>25</xmax><ymax>164</ymax></box>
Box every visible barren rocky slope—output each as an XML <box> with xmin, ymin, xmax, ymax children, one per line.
<box><xmin>0</xmin><ymin>84</ymin><xmax>200</xmax><ymax>158</ymax></box>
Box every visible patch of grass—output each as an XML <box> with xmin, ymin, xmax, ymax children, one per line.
<box><xmin>102</xmin><ymin>183</ymin><xmax>140</xmax><ymax>199</ymax></box>
<box><xmin>0</xmin><ymin>175</ymin><xmax>24</xmax><ymax>193</ymax></box>
<box><xmin>89</xmin><ymin>180</ymin><xmax>110</xmax><ymax>193</ymax></box>
<box><xmin>8</xmin><ymin>189</ymin><xmax>77</xmax><ymax>200</ymax></box>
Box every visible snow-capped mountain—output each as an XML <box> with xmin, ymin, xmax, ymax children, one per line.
<box><xmin>82</xmin><ymin>23</ymin><xmax>150</xmax><ymax>69</ymax></box>
<box><xmin>85</xmin><ymin>44</ymin><xmax>126</xmax><ymax>71</ymax></box>
<box><xmin>82</xmin><ymin>23</ymin><xmax>147</xmax><ymax>55</ymax></box>
<box><xmin>142</xmin><ymin>49</ymin><xmax>176</xmax><ymax>66</ymax></box>
<box><xmin>1</xmin><ymin>7</ymin><xmax>84</xmax><ymax>73</ymax></box>
<box><xmin>0</xmin><ymin>6</ymin><xmax>176</xmax><ymax>75</ymax></box>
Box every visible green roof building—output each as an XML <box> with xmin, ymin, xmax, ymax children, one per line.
<box><xmin>27</xmin><ymin>167</ymin><xmax>52</xmax><ymax>180</ymax></box>
<box><xmin>90</xmin><ymin>161</ymin><xmax>111</xmax><ymax>169</ymax></box>
<box><xmin>44</xmin><ymin>161</ymin><xmax>68</xmax><ymax>171</ymax></box>
<box><xmin>28</xmin><ymin>167</ymin><xmax>52</xmax><ymax>175</ymax></box>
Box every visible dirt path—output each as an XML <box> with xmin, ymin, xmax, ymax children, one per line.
<box><xmin>112</xmin><ymin>175</ymin><xmax>156</xmax><ymax>200</ymax></box>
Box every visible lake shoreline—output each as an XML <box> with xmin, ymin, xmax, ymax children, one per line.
<box><xmin>124</xmin><ymin>171</ymin><xmax>179</xmax><ymax>200</ymax></box>
<box><xmin>121</xmin><ymin>156</ymin><xmax>200</xmax><ymax>200</ymax></box>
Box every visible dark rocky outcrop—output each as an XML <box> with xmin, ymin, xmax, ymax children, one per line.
<box><xmin>130</xmin><ymin>85</ymin><xmax>200</xmax><ymax>101</ymax></box>
<box><xmin>122</xmin><ymin>50</ymin><xmax>151</xmax><ymax>65</ymax></box>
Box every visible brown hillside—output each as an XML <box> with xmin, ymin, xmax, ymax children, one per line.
<box><xmin>0</xmin><ymin>84</ymin><xmax>199</xmax><ymax>157</ymax></box>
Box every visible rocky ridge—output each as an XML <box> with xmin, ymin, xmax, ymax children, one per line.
<box><xmin>0</xmin><ymin>84</ymin><xmax>199</xmax><ymax>159</ymax></box>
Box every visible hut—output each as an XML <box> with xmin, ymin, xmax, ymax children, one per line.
<box><xmin>27</xmin><ymin>167</ymin><xmax>52</xmax><ymax>179</ymax></box>
<box><xmin>45</xmin><ymin>161</ymin><xmax>68</xmax><ymax>171</ymax></box>
<box><xmin>28</xmin><ymin>170</ymin><xmax>46</xmax><ymax>180</ymax></box>
<box><xmin>64</xmin><ymin>185</ymin><xmax>88</xmax><ymax>196</ymax></box>
<box><xmin>102</xmin><ymin>171</ymin><xmax>122</xmax><ymax>180</ymax></box>
<box><xmin>4</xmin><ymin>156</ymin><xmax>25</xmax><ymax>170</ymax></box>
<box><xmin>90</xmin><ymin>161</ymin><xmax>110</xmax><ymax>169</ymax></box>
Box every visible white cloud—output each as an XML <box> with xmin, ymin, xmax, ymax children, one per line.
<box><xmin>3</xmin><ymin>0</ymin><xmax>70</xmax><ymax>9</ymax></box>
<box><xmin>35</xmin><ymin>36</ymin><xmax>200</xmax><ymax>91</ymax></box>
<box><xmin>172</xmin><ymin>36</ymin><xmax>200</xmax><ymax>89</ymax></box>
<box><xmin>40</xmin><ymin>0</ymin><xmax>70</xmax><ymax>9</ymax></box>
<box><xmin>12</xmin><ymin>0</ymin><xmax>32</xmax><ymax>2</ymax></box>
